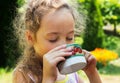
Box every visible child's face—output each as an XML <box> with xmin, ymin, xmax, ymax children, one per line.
<box><xmin>33</xmin><ymin>8</ymin><xmax>75</xmax><ymax>57</ymax></box>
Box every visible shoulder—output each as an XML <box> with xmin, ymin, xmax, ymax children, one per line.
<box><xmin>13</xmin><ymin>66</ymin><xmax>42</xmax><ymax>83</ymax></box>
<box><xmin>12</xmin><ymin>67</ymin><xmax>28</xmax><ymax>83</ymax></box>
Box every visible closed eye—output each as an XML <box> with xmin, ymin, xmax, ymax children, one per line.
<box><xmin>49</xmin><ymin>39</ymin><xmax>58</xmax><ymax>43</ymax></box>
<box><xmin>66</xmin><ymin>37</ymin><xmax>73</xmax><ymax>41</ymax></box>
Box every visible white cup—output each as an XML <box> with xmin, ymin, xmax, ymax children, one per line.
<box><xmin>58</xmin><ymin>44</ymin><xmax>87</xmax><ymax>74</ymax></box>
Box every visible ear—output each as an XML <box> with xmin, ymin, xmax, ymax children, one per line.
<box><xmin>25</xmin><ymin>30</ymin><xmax>34</xmax><ymax>45</ymax></box>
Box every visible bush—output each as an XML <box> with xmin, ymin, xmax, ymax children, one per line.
<box><xmin>80</xmin><ymin>0</ymin><xmax>105</xmax><ymax>51</ymax></box>
<box><xmin>103</xmin><ymin>35</ymin><xmax>120</xmax><ymax>57</ymax></box>
<box><xmin>0</xmin><ymin>0</ymin><xmax>19</xmax><ymax>68</ymax></box>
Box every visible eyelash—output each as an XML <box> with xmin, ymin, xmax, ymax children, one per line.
<box><xmin>66</xmin><ymin>37</ymin><xmax>73</xmax><ymax>41</ymax></box>
<box><xmin>49</xmin><ymin>39</ymin><xmax>58</xmax><ymax>43</ymax></box>
<box><xmin>49</xmin><ymin>37</ymin><xmax>73</xmax><ymax>43</ymax></box>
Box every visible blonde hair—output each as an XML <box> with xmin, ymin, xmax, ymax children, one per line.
<box><xmin>14</xmin><ymin>0</ymin><xmax>86</xmax><ymax>56</ymax></box>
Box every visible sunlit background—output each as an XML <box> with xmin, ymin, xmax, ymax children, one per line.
<box><xmin>0</xmin><ymin>0</ymin><xmax>120</xmax><ymax>83</ymax></box>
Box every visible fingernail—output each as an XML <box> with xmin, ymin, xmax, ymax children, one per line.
<box><xmin>67</xmin><ymin>47</ymin><xmax>73</xmax><ymax>50</ymax></box>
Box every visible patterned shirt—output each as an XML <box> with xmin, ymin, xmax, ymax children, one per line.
<box><xmin>56</xmin><ymin>73</ymin><xmax>79</xmax><ymax>83</ymax></box>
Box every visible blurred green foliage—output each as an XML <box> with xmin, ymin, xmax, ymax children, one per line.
<box><xmin>0</xmin><ymin>0</ymin><xmax>120</xmax><ymax>68</ymax></box>
<box><xmin>0</xmin><ymin>0</ymin><xmax>20</xmax><ymax>68</ymax></box>
<box><xmin>78</xmin><ymin>0</ymin><xmax>105</xmax><ymax>51</ymax></box>
<box><xmin>0</xmin><ymin>68</ymin><xmax>12</xmax><ymax>83</ymax></box>
<box><xmin>104</xmin><ymin>35</ymin><xmax>120</xmax><ymax>57</ymax></box>
<box><xmin>99</xmin><ymin>62</ymin><xmax>120</xmax><ymax>75</ymax></box>
<box><xmin>75</xmin><ymin>37</ymin><xmax>83</xmax><ymax>45</ymax></box>
<box><xmin>100</xmin><ymin>0</ymin><xmax>120</xmax><ymax>35</ymax></box>
<box><xmin>100</xmin><ymin>0</ymin><xmax>120</xmax><ymax>24</ymax></box>
<box><xmin>17</xmin><ymin>0</ymin><xmax>25</xmax><ymax>7</ymax></box>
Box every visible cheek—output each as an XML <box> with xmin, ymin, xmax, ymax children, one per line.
<box><xmin>42</xmin><ymin>45</ymin><xmax>52</xmax><ymax>54</ymax></box>
<box><xmin>41</xmin><ymin>42</ymin><xmax>63</xmax><ymax>55</ymax></box>
<box><xmin>38</xmin><ymin>42</ymin><xmax>55</xmax><ymax>56</ymax></box>
<box><xmin>43</xmin><ymin>44</ymin><xmax>56</xmax><ymax>52</ymax></box>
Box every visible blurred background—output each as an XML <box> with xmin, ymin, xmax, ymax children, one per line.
<box><xmin>0</xmin><ymin>0</ymin><xmax>120</xmax><ymax>83</ymax></box>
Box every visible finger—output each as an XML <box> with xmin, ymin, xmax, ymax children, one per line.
<box><xmin>82</xmin><ymin>49</ymin><xmax>91</xmax><ymax>59</ymax></box>
<box><xmin>82</xmin><ymin>49</ymin><xmax>88</xmax><ymax>55</ymax></box>
<box><xmin>48</xmin><ymin>44</ymin><xmax>67</xmax><ymax>53</ymax></box>
<box><xmin>87</xmin><ymin>55</ymin><xmax>97</xmax><ymax>65</ymax></box>
<box><xmin>54</xmin><ymin>51</ymin><xmax>73</xmax><ymax>58</ymax></box>
<box><xmin>59</xmin><ymin>46</ymin><xmax>73</xmax><ymax>52</ymax></box>
<box><xmin>54</xmin><ymin>57</ymin><xmax>66</xmax><ymax>66</ymax></box>
<box><xmin>46</xmin><ymin>51</ymin><xmax>72</xmax><ymax>60</ymax></box>
<box><xmin>85</xmin><ymin>53</ymin><xmax>91</xmax><ymax>60</ymax></box>
<box><xmin>89</xmin><ymin>55</ymin><xmax>96</xmax><ymax>62</ymax></box>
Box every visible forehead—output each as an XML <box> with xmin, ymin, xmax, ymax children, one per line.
<box><xmin>40</xmin><ymin>8</ymin><xmax>75</xmax><ymax>33</ymax></box>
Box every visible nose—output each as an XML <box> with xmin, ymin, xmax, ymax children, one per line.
<box><xmin>58</xmin><ymin>39</ymin><xmax>67</xmax><ymax>46</ymax></box>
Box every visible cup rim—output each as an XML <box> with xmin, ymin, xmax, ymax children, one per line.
<box><xmin>67</xmin><ymin>43</ymin><xmax>81</xmax><ymax>48</ymax></box>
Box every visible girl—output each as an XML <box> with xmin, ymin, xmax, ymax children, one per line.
<box><xmin>13</xmin><ymin>0</ymin><xmax>102</xmax><ymax>83</ymax></box>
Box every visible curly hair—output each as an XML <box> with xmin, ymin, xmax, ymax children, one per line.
<box><xmin>13</xmin><ymin>0</ymin><xmax>86</xmax><ymax>82</ymax></box>
<box><xmin>14</xmin><ymin>0</ymin><xmax>86</xmax><ymax>53</ymax></box>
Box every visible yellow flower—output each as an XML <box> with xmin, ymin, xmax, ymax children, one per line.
<box><xmin>91</xmin><ymin>48</ymin><xmax>118</xmax><ymax>66</ymax></box>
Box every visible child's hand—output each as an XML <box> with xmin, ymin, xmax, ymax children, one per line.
<box><xmin>82</xmin><ymin>50</ymin><xmax>102</xmax><ymax>83</ymax></box>
<box><xmin>82</xmin><ymin>50</ymin><xmax>97</xmax><ymax>74</ymax></box>
<box><xmin>42</xmin><ymin>44</ymin><xmax>73</xmax><ymax>82</ymax></box>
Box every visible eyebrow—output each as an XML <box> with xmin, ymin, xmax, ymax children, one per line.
<box><xmin>68</xmin><ymin>31</ymin><xmax>74</xmax><ymax>34</ymax></box>
<box><xmin>46</xmin><ymin>30</ymin><xmax>74</xmax><ymax>36</ymax></box>
<box><xmin>46</xmin><ymin>32</ymin><xmax>59</xmax><ymax>36</ymax></box>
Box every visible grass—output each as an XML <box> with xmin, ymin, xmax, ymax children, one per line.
<box><xmin>0</xmin><ymin>68</ymin><xmax>12</xmax><ymax>83</ymax></box>
<box><xmin>0</xmin><ymin>58</ymin><xmax>120</xmax><ymax>83</ymax></box>
<box><xmin>77</xmin><ymin>58</ymin><xmax>120</xmax><ymax>83</ymax></box>
<box><xmin>99</xmin><ymin>58</ymin><xmax>120</xmax><ymax>75</ymax></box>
